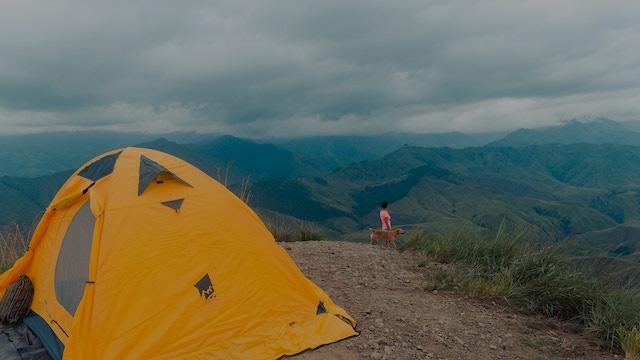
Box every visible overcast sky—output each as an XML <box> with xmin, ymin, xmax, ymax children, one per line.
<box><xmin>1</xmin><ymin>0</ymin><xmax>639</xmax><ymax>137</ymax></box>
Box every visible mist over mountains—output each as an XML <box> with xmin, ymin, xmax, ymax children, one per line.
<box><xmin>0</xmin><ymin>130</ymin><xmax>508</xmax><ymax>178</ymax></box>
<box><xmin>4</xmin><ymin>117</ymin><xmax>639</xmax><ymax>178</ymax></box>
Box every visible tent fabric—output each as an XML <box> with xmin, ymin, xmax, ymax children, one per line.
<box><xmin>77</xmin><ymin>152</ymin><xmax>121</xmax><ymax>182</ymax></box>
<box><xmin>0</xmin><ymin>147</ymin><xmax>357</xmax><ymax>359</ymax></box>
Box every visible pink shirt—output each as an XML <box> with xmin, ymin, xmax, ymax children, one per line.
<box><xmin>380</xmin><ymin>209</ymin><xmax>391</xmax><ymax>230</ymax></box>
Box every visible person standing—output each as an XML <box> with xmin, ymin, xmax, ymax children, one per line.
<box><xmin>379</xmin><ymin>201</ymin><xmax>391</xmax><ymax>230</ymax></box>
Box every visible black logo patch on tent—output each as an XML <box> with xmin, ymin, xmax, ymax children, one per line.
<box><xmin>194</xmin><ymin>274</ymin><xmax>215</xmax><ymax>300</ymax></box>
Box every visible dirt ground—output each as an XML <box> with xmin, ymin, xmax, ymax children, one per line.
<box><xmin>283</xmin><ymin>241</ymin><xmax>618</xmax><ymax>360</ymax></box>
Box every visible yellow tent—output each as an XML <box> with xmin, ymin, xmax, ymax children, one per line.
<box><xmin>0</xmin><ymin>147</ymin><xmax>357</xmax><ymax>359</ymax></box>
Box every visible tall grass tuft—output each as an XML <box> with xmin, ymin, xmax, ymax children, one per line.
<box><xmin>399</xmin><ymin>226</ymin><xmax>426</xmax><ymax>251</ymax></box>
<box><xmin>590</xmin><ymin>289</ymin><xmax>640</xmax><ymax>350</ymax></box>
<box><xmin>617</xmin><ymin>326</ymin><xmax>640</xmax><ymax>360</ymax></box>
<box><xmin>291</xmin><ymin>223</ymin><xmax>325</xmax><ymax>242</ymax></box>
<box><xmin>0</xmin><ymin>223</ymin><xmax>29</xmax><ymax>272</ymax></box>
<box><xmin>268</xmin><ymin>222</ymin><xmax>325</xmax><ymax>242</ymax></box>
<box><xmin>509</xmin><ymin>249</ymin><xmax>606</xmax><ymax>321</ymax></box>
<box><xmin>420</xmin><ymin>222</ymin><xmax>527</xmax><ymax>274</ymax></box>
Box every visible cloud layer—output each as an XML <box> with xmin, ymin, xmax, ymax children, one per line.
<box><xmin>1</xmin><ymin>0</ymin><xmax>639</xmax><ymax>136</ymax></box>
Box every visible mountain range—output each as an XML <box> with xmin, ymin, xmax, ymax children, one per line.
<box><xmin>0</xmin><ymin>130</ymin><xmax>505</xmax><ymax>177</ymax></box>
<box><xmin>0</xmin><ymin>135</ymin><xmax>307</xmax><ymax>227</ymax></box>
<box><xmin>252</xmin><ymin>143</ymin><xmax>640</xmax><ymax>236</ymax></box>
<box><xmin>4</xmin><ymin>118</ymin><xmax>639</xmax><ymax>178</ymax></box>
<box><xmin>272</xmin><ymin>131</ymin><xmax>505</xmax><ymax>171</ymax></box>
<box><xmin>1</xmin><ymin>118</ymin><xmax>640</xmax><ymax>284</ymax></box>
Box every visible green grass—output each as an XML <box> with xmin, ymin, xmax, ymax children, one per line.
<box><xmin>267</xmin><ymin>222</ymin><xmax>325</xmax><ymax>242</ymax></box>
<box><xmin>405</xmin><ymin>224</ymin><xmax>640</xmax><ymax>352</ymax></box>
<box><xmin>617</xmin><ymin>326</ymin><xmax>640</xmax><ymax>360</ymax></box>
<box><xmin>590</xmin><ymin>289</ymin><xmax>640</xmax><ymax>350</ymax></box>
<box><xmin>399</xmin><ymin>225</ymin><xmax>427</xmax><ymax>251</ymax></box>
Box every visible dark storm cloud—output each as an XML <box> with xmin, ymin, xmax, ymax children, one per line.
<box><xmin>0</xmin><ymin>0</ymin><xmax>639</xmax><ymax>136</ymax></box>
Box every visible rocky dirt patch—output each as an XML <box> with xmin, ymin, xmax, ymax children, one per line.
<box><xmin>284</xmin><ymin>241</ymin><xmax>617</xmax><ymax>360</ymax></box>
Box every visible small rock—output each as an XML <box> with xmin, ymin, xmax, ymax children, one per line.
<box><xmin>432</xmin><ymin>290</ymin><xmax>438</xmax><ymax>295</ymax></box>
<box><xmin>416</xmin><ymin>345</ymin><xmax>424</xmax><ymax>351</ymax></box>
<box><xmin>489</xmin><ymin>345</ymin><xmax>497</xmax><ymax>350</ymax></box>
<box><xmin>370</xmin><ymin>352</ymin><xmax>382</xmax><ymax>360</ymax></box>
<box><xmin>375</xmin><ymin>318</ymin><xmax>385</xmax><ymax>327</ymax></box>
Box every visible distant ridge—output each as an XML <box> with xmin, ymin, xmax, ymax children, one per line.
<box><xmin>273</xmin><ymin>131</ymin><xmax>505</xmax><ymax>171</ymax></box>
<box><xmin>490</xmin><ymin>118</ymin><xmax>640</xmax><ymax>147</ymax></box>
<box><xmin>139</xmin><ymin>135</ymin><xmax>315</xmax><ymax>181</ymax></box>
<box><xmin>0</xmin><ymin>131</ymin><xmax>218</xmax><ymax>177</ymax></box>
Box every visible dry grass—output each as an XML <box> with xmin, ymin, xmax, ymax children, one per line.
<box><xmin>618</xmin><ymin>326</ymin><xmax>640</xmax><ymax>360</ymax></box>
<box><xmin>214</xmin><ymin>160</ymin><xmax>252</xmax><ymax>204</ymax></box>
<box><xmin>0</xmin><ymin>223</ymin><xmax>29</xmax><ymax>272</ymax></box>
